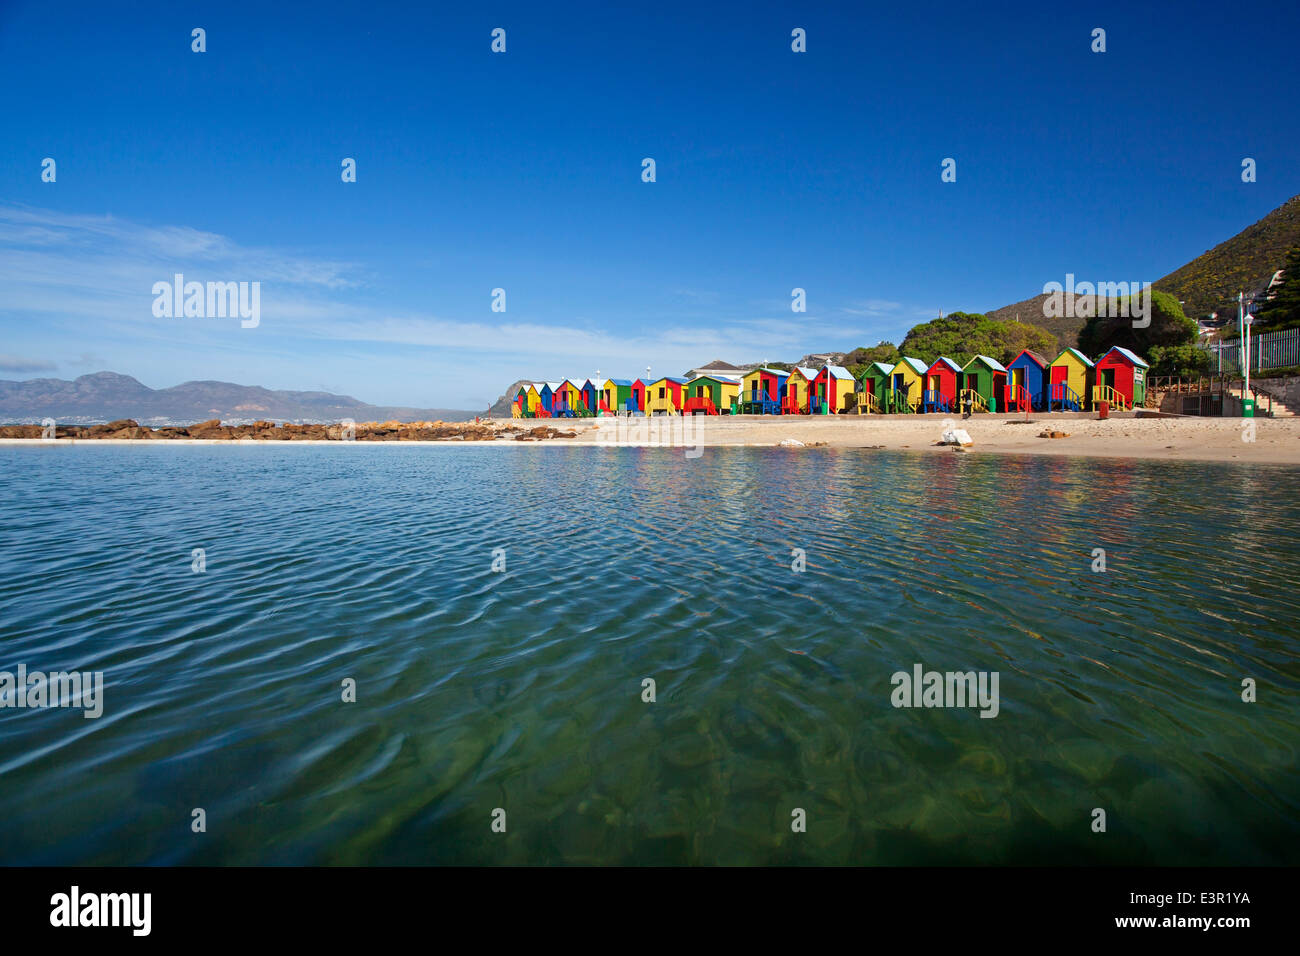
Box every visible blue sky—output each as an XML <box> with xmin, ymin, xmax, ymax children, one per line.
<box><xmin>1</xmin><ymin>0</ymin><xmax>1297</xmax><ymax>409</ymax></box>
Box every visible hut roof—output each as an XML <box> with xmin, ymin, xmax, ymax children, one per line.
<box><xmin>964</xmin><ymin>354</ymin><xmax>1006</xmax><ymax>372</ymax></box>
<box><xmin>544</xmin><ymin>382</ymin><xmax>562</xmax><ymax>391</ymax></box>
<box><xmin>604</xmin><ymin>378</ymin><xmax>633</xmax><ymax>387</ymax></box>
<box><xmin>1009</xmin><ymin>350</ymin><xmax>1048</xmax><ymax>369</ymax></box>
<box><xmin>1101</xmin><ymin>346</ymin><xmax>1149</xmax><ymax>368</ymax></box>
<box><xmin>929</xmin><ymin>357</ymin><xmax>963</xmax><ymax>373</ymax></box>
<box><xmin>895</xmin><ymin>357</ymin><xmax>929</xmax><ymax>375</ymax></box>
<box><xmin>861</xmin><ymin>361</ymin><xmax>895</xmax><ymax>377</ymax></box>
<box><xmin>1053</xmin><ymin>347</ymin><xmax>1094</xmax><ymax>367</ymax></box>
<box><xmin>821</xmin><ymin>364</ymin><xmax>855</xmax><ymax>380</ymax></box>
<box><xmin>686</xmin><ymin>373</ymin><xmax>740</xmax><ymax>386</ymax></box>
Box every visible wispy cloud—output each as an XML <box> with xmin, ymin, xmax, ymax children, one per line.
<box><xmin>0</xmin><ymin>203</ymin><xmax>904</xmax><ymax>404</ymax></box>
<box><xmin>839</xmin><ymin>298</ymin><xmax>904</xmax><ymax>317</ymax></box>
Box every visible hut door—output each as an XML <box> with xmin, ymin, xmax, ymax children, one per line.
<box><xmin>1050</xmin><ymin>365</ymin><xmax>1066</xmax><ymax>400</ymax></box>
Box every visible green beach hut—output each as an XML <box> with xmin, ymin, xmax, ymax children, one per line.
<box><xmin>959</xmin><ymin>355</ymin><xmax>1006</xmax><ymax>413</ymax></box>
<box><xmin>856</xmin><ymin>361</ymin><xmax>894</xmax><ymax>414</ymax></box>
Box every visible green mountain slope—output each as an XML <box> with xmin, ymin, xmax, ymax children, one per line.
<box><xmin>986</xmin><ymin>194</ymin><xmax>1300</xmax><ymax>351</ymax></box>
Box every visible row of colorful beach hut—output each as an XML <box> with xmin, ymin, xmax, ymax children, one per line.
<box><xmin>856</xmin><ymin>346</ymin><xmax>1147</xmax><ymax>414</ymax></box>
<box><xmin>510</xmin><ymin>346</ymin><xmax>1148</xmax><ymax>417</ymax></box>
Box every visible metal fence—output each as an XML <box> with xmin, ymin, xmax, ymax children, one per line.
<box><xmin>1203</xmin><ymin>327</ymin><xmax>1300</xmax><ymax>373</ymax></box>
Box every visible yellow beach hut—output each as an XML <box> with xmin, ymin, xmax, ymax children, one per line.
<box><xmin>525</xmin><ymin>383</ymin><xmax>544</xmax><ymax>416</ymax></box>
<box><xmin>780</xmin><ymin>366</ymin><xmax>817</xmax><ymax>414</ymax></box>
<box><xmin>888</xmin><ymin>357</ymin><xmax>928</xmax><ymax>413</ymax></box>
<box><xmin>1048</xmin><ymin>348</ymin><xmax>1093</xmax><ymax>411</ymax></box>
<box><xmin>645</xmin><ymin>376</ymin><xmax>688</xmax><ymax>415</ymax></box>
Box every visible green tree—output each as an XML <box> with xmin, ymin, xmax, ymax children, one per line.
<box><xmin>987</xmin><ymin>321</ymin><xmax>1058</xmax><ymax>365</ymax></box>
<box><xmin>900</xmin><ymin>312</ymin><xmax>990</xmax><ymax>366</ymax></box>
<box><xmin>845</xmin><ymin>342</ymin><xmax>900</xmax><ymax>378</ymax></box>
<box><xmin>900</xmin><ymin>313</ymin><xmax>1055</xmax><ymax>367</ymax></box>
<box><xmin>1146</xmin><ymin>344</ymin><xmax>1212</xmax><ymax>377</ymax></box>
<box><xmin>1255</xmin><ymin>246</ymin><xmax>1300</xmax><ymax>331</ymax></box>
<box><xmin>1076</xmin><ymin>289</ymin><xmax>1197</xmax><ymax>358</ymax></box>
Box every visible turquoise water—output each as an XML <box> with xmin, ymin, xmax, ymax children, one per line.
<box><xmin>0</xmin><ymin>444</ymin><xmax>1296</xmax><ymax>865</ymax></box>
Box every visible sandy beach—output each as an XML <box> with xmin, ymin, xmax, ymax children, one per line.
<box><xmin>551</xmin><ymin>412</ymin><xmax>1300</xmax><ymax>464</ymax></box>
<box><xmin>5</xmin><ymin>413</ymin><xmax>1299</xmax><ymax>464</ymax></box>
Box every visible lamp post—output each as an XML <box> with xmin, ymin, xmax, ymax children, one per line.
<box><xmin>1244</xmin><ymin>314</ymin><xmax>1253</xmax><ymax>395</ymax></box>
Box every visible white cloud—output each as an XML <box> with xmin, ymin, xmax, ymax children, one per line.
<box><xmin>0</xmin><ymin>203</ymin><xmax>913</xmax><ymax>403</ymax></box>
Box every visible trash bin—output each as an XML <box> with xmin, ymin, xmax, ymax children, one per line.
<box><xmin>1242</xmin><ymin>398</ymin><xmax>1255</xmax><ymax>418</ymax></box>
<box><xmin>1098</xmin><ymin>401</ymin><xmax>1109</xmax><ymax>420</ymax></box>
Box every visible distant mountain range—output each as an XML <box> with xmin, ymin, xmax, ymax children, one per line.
<box><xmin>0</xmin><ymin>372</ymin><xmax>477</xmax><ymax>425</ymax></box>
<box><xmin>987</xmin><ymin>194</ymin><xmax>1300</xmax><ymax>350</ymax></box>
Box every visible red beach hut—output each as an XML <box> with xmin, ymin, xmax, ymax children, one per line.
<box><xmin>923</xmin><ymin>357</ymin><xmax>961</xmax><ymax>413</ymax></box>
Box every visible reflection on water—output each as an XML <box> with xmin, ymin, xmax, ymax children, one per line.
<box><xmin>0</xmin><ymin>445</ymin><xmax>1296</xmax><ymax>864</ymax></box>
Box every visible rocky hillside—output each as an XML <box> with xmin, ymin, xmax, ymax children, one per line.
<box><xmin>1154</xmin><ymin>194</ymin><xmax>1300</xmax><ymax>320</ymax></box>
<box><xmin>487</xmin><ymin>379</ymin><xmax>532</xmax><ymax>418</ymax></box>
<box><xmin>987</xmin><ymin>193</ymin><xmax>1300</xmax><ymax>351</ymax></box>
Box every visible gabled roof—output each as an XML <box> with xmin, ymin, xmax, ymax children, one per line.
<box><xmin>963</xmin><ymin>354</ymin><xmax>1006</xmax><ymax>372</ymax></box>
<box><xmin>686</xmin><ymin>373</ymin><xmax>741</xmax><ymax>386</ymax></box>
<box><xmin>1100</xmin><ymin>345</ymin><xmax>1149</xmax><ymax>368</ymax></box>
<box><xmin>1052</xmin><ymin>347</ymin><xmax>1094</xmax><ymax>368</ymax></box>
<box><xmin>791</xmin><ymin>365</ymin><xmax>818</xmax><ymax>380</ymax></box>
<box><xmin>543</xmin><ymin>382</ymin><xmax>562</xmax><ymax>392</ymax></box>
<box><xmin>818</xmin><ymin>364</ymin><xmax>855</xmax><ymax>380</ymax></box>
<box><xmin>746</xmin><ymin>366</ymin><xmax>791</xmax><ymax>379</ymax></box>
<box><xmin>650</xmin><ymin>375</ymin><xmax>689</xmax><ymax>385</ymax></box>
<box><xmin>928</xmin><ymin>357</ymin><xmax>962</xmax><ymax>373</ymax></box>
<box><xmin>603</xmin><ymin>378</ymin><xmax>633</xmax><ymax>387</ymax></box>
<box><xmin>859</xmin><ymin>361</ymin><xmax>895</xmax><ymax>377</ymax></box>
<box><xmin>1008</xmin><ymin>349</ymin><xmax>1048</xmax><ymax>369</ymax></box>
<box><xmin>895</xmin><ymin>357</ymin><xmax>929</xmax><ymax>375</ymax></box>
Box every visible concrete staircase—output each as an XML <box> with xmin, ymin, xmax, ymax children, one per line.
<box><xmin>1228</xmin><ymin>384</ymin><xmax>1295</xmax><ymax>417</ymax></box>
